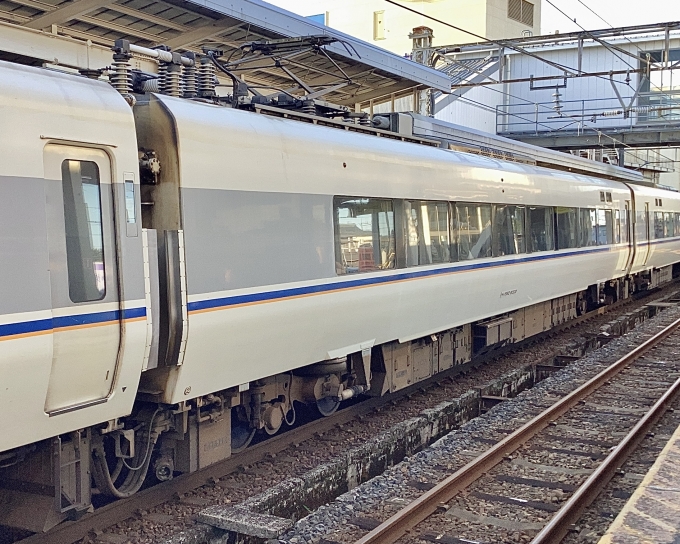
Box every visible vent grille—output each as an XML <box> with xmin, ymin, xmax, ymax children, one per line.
<box><xmin>522</xmin><ymin>0</ymin><xmax>534</xmax><ymax>26</ymax></box>
<box><xmin>508</xmin><ymin>0</ymin><xmax>534</xmax><ymax>26</ymax></box>
<box><xmin>508</xmin><ymin>0</ymin><xmax>522</xmax><ymax>21</ymax></box>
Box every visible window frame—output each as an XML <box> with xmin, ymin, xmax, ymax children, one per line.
<box><xmin>527</xmin><ymin>206</ymin><xmax>555</xmax><ymax>253</ymax></box>
<box><xmin>61</xmin><ymin>159</ymin><xmax>107</xmax><ymax>303</ymax></box>
<box><xmin>333</xmin><ymin>196</ymin><xmax>396</xmax><ymax>275</ymax></box>
<box><xmin>555</xmin><ymin>207</ymin><xmax>580</xmax><ymax>250</ymax></box>
<box><xmin>492</xmin><ymin>204</ymin><xmax>526</xmax><ymax>257</ymax></box>
<box><xmin>454</xmin><ymin>202</ymin><xmax>493</xmax><ymax>261</ymax></box>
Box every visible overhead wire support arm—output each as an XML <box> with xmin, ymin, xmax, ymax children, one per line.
<box><xmin>450</xmin><ymin>67</ymin><xmax>665</xmax><ymax>88</ymax></box>
<box><xmin>436</xmin><ymin>21</ymin><xmax>680</xmax><ymax>53</ymax></box>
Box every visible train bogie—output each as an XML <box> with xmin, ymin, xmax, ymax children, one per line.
<box><xmin>3</xmin><ymin>53</ymin><xmax>680</xmax><ymax>532</ymax></box>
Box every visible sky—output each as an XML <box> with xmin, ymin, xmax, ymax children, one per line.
<box><xmin>541</xmin><ymin>0</ymin><xmax>680</xmax><ymax>35</ymax></box>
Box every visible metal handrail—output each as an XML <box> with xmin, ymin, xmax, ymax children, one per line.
<box><xmin>496</xmin><ymin>91</ymin><xmax>680</xmax><ymax>135</ymax></box>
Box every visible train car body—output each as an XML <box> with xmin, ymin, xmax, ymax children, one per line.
<box><xmin>628</xmin><ymin>183</ymin><xmax>680</xmax><ymax>275</ymax></box>
<box><xmin>139</xmin><ymin>94</ymin><xmax>639</xmax><ymax>405</ymax></box>
<box><xmin>0</xmin><ymin>61</ymin><xmax>146</xmax><ymax>452</ymax></box>
<box><xmin>2</xmin><ymin>58</ymin><xmax>680</xmax><ymax>531</ymax></box>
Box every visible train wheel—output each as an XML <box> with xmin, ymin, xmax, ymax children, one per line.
<box><xmin>231</xmin><ymin>406</ymin><xmax>255</xmax><ymax>453</ymax></box>
<box><xmin>316</xmin><ymin>396</ymin><xmax>340</xmax><ymax>417</ymax></box>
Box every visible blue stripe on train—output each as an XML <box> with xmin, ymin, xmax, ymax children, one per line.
<box><xmin>0</xmin><ymin>307</ymin><xmax>146</xmax><ymax>339</ymax></box>
<box><xmin>187</xmin><ymin>245</ymin><xmax>612</xmax><ymax>313</ymax></box>
<box><xmin>8</xmin><ymin>239</ymin><xmax>670</xmax><ymax>337</ymax></box>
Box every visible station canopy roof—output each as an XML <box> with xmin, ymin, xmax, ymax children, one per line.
<box><xmin>0</xmin><ymin>0</ymin><xmax>450</xmax><ymax>106</ymax></box>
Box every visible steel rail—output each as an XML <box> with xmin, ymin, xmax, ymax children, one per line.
<box><xmin>354</xmin><ymin>315</ymin><xmax>680</xmax><ymax>544</ymax></box>
<box><xmin>17</xmin><ymin>286</ymin><xmax>676</xmax><ymax>544</ymax></box>
<box><xmin>532</xmin><ymin>373</ymin><xmax>680</xmax><ymax>543</ymax></box>
<box><xmin>20</xmin><ymin>394</ymin><xmax>391</xmax><ymax>544</ymax></box>
<box><xmin>24</xmin><ymin>335</ymin><xmax>550</xmax><ymax>544</ymax></box>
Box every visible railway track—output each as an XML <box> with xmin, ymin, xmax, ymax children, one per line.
<box><xmin>353</xmin><ymin>316</ymin><xmax>680</xmax><ymax>544</ymax></box>
<box><xmin>9</xmin><ymin>287</ymin><xmax>678</xmax><ymax>544</ymax></box>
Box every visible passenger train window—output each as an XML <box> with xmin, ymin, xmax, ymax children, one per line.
<box><xmin>665</xmin><ymin>212</ymin><xmax>674</xmax><ymax>238</ymax></box>
<box><xmin>334</xmin><ymin>197</ymin><xmax>395</xmax><ymax>274</ymax></box>
<box><xmin>527</xmin><ymin>207</ymin><xmax>554</xmax><ymax>252</ymax></box>
<box><xmin>403</xmin><ymin>201</ymin><xmax>451</xmax><ymax>266</ymax></box>
<box><xmin>579</xmin><ymin>209</ymin><xmax>597</xmax><ymax>247</ymax></box>
<box><xmin>455</xmin><ymin>203</ymin><xmax>492</xmax><ymax>260</ymax></box>
<box><xmin>61</xmin><ymin>160</ymin><xmax>106</xmax><ymax>303</ymax></box>
<box><xmin>555</xmin><ymin>207</ymin><xmax>578</xmax><ymax>249</ymax></box>
<box><xmin>675</xmin><ymin>213</ymin><xmax>680</xmax><ymax>236</ymax></box>
<box><xmin>426</xmin><ymin>202</ymin><xmax>451</xmax><ymax>264</ymax></box>
<box><xmin>601</xmin><ymin>210</ymin><xmax>614</xmax><ymax>245</ymax></box>
<box><xmin>404</xmin><ymin>202</ymin><xmax>422</xmax><ymax>266</ymax></box>
<box><xmin>654</xmin><ymin>212</ymin><xmax>665</xmax><ymax>239</ymax></box>
<box><xmin>492</xmin><ymin>205</ymin><xmax>526</xmax><ymax>256</ymax></box>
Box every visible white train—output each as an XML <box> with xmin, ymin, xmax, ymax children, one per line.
<box><xmin>1</xmin><ymin>49</ymin><xmax>680</xmax><ymax>531</ymax></box>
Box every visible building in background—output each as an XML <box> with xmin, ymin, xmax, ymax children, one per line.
<box><xmin>264</xmin><ymin>1</ymin><xmax>677</xmax><ymax>189</ymax></box>
<box><xmin>330</xmin><ymin>19</ymin><xmax>675</xmax><ymax>190</ymax></box>
<box><xmin>421</xmin><ymin>25</ymin><xmax>680</xmax><ymax>188</ymax></box>
<box><xmin>265</xmin><ymin>0</ymin><xmax>541</xmax><ymax>57</ymax></box>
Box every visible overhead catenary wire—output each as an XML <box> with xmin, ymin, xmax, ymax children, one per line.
<box><xmin>542</xmin><ymin>0</ymin><xmax>678</xmax><ymax>164</ymax></box>
<box><xmin>545</xmin><ymin>0</ymin><xmax>676</xmax><ymax>99</ymax></box>
<box><xmin>386</xmin><ymin>0</ymin><xmax>676</xmax><ymax>109</ymax></box>
<box><xmin>383</xmin><ymin>0</ymin><xmax>582</xmax><ymax>76</ymax></box>
<box><xmin>431</xmin><ymin>62</ymin><xmax>676</xmax><ymax>167</ymax></box>
<box><xmin>575</xmin><ymin>0</ymin><xmax>680</xmax><ymax>97</ymax></box>
<box><xmin>543</xmin><ymin>2</ymin><xmax>678</xmax><ymax>170</ymax></box>
<box><xmin>383</xmin><ymin>0</ymin><xmax>676</xmax><ymax>168</ymax></box>
<box><xmin>453</xmin><ymin>93</ymin><xmax>675</xmax><ymax>172</ymax></box>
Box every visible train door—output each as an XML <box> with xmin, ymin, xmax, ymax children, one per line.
<box><xmin>632</xmin><ymin>201</ymin><xmax>651</xmax><ymax>269</ymax></box>
<box><xmin>43</xmin><ymin>145</ymin><xmax>122</xmax><ymax>414</ymax></box>
<box><xmin>623</xmin><ymin>200</ymin><xmax>634</xmax><ymax>272</ymax></box>
<box><xmin>642</xmin><ymin>202</ymin><xmax>651</xmax><ymax>266</ymax></box>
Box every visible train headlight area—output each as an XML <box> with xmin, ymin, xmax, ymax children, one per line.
<box><xmin>0</xmin><ymin>16</ymin><xmax>678</xmax><ymax>533</ymax></box>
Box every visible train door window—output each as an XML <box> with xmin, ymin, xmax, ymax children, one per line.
<box><xmin>455</xmin><ymin>203</ymin><xmax>492</xmax><ymax>260</ymax></box>
<box><xmin>664</xmin><ymin>212</ymin><xmax>674</xmax><ymax>238</ymax></box>
<box><xmin>636</xmin><ymin>210</ymin><xmax>648</xmax><ymax>241</ymax></box>
<box><xmin>125</xmin><ymin>177</ymin><xmax>136</xmax><ymax>224</ymax></box>
<box><xmin>675</xmin><ymin>213</ymin><xmax>680</xmax><ymax>236</ymax></box>
<box><xmin>528</xmin><ymin>206</ymin><xmax>554</xmax><ymax>252</ymax></box>
<box><xmin>61</xmin><ymin>159</ymin><xmax>106</xmax><ymax>303</ymax></box>
<box><xmin>654</xmin><ymin>211</ymin><xmax>665</xmax><ymax>239</ymax></box>
<box><xmin>598</xmin><ymin>210</ymin><xmax>616</xmax><ymax>244</ymax></box>
<box><xmin>579</xmin><ymin>208</ymin><xmax>597</xmax><ymax>247</ymax></box>
<box><xmin>622</xmin><ymin>203</ymin><xmax>630</xmax><ymax>244</ymax></box>
<box><xmin>492</xmin><ymin>205</ymin><xmax>526</xmax><ymax>256</ymax></box>
<box><xmin>555</xmin><ymin>207</ymin><xmax>578</xmax><ymax>249</ymax></box>
<box><xmin>334</xmin><ymin>197</ymin><xmax>395</xmax><ymax>274</ymax></box>
<box><xmin>614</xmin><ymin>210</ymin><xmax>621</xmax><ymax>243</ymax></box>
